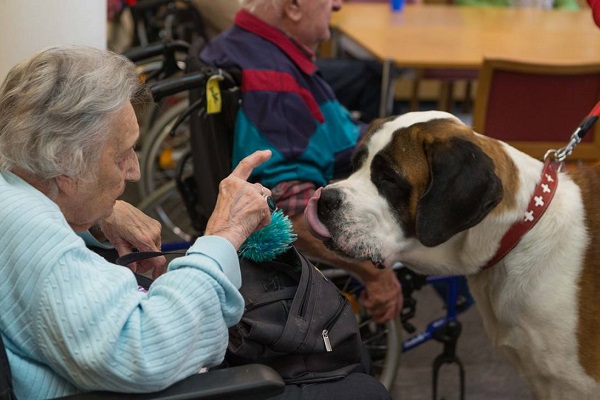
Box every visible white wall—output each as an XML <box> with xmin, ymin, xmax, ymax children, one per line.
<box><xmin>0</xmin><ymin>0</ymin><xmax>106</xmax><ymax>82</ymax></box>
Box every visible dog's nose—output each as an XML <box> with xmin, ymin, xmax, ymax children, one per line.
<box><xmin>319</xmin><ymin>188</ymin><xmax>344</xmax><ymax>214</ymax></box>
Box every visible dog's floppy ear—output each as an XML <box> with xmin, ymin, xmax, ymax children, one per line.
<box><xmin>416</xmin><ymin>137</ymin><xmax>503</xmax><ymax>247</ymax></box>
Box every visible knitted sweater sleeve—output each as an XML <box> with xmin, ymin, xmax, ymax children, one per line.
<box><xmin>1</xmin><ymin>181</ymin><xmax>244</xmax><ymax>395</ymax></box>
<box><xmin>35</xmin><ymin>235</ymin><xmax>243</xmax><ymax>393</ymax></box>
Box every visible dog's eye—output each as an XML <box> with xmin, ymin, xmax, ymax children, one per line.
<box><xmin>371</xmin><ymin>156</ymin><xmax>394</xmax><ymax>185</ymax></box>
<box><xmin>370</xmin><ymin>153</ymin><xmax>414</xmax><ymax>236</ymax></box>
<box><xmin>377</xmin><ymin>172</ymin><xmax>399</xmax><ymax>189</ymax></box>
<box><xmin>371</xmin><ymin>154</ymin><xmax>412</xmax><ymax>198</ymax></box>
<box><xmin>351</xmin><ymin>146</ymin><xmax>368</xmax><ymax>171</ymax></box>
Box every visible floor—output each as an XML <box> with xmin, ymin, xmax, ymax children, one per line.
<box><xmin>390</xmin><ymin>285</ymin><xmax>531</xmax><ymax>400</ymax></box>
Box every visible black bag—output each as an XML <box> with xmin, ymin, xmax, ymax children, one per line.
<box><xmin>226</xmin><ymin>247</ymin><xmax>364</xmax><ymax>384</ymax></box>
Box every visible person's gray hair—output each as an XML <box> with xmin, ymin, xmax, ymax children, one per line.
<box><xmin>0</xmin><ymin>45</ymin><xmax>146</xmax><ymax>195</ymax></box>
<box><xmin>239</xmin><ymin>0</ymin><xmax>286</xmax><ymax>14</ymax></box>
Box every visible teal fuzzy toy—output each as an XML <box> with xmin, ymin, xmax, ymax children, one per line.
<box><xmin>238</xmin><ymin>209</ymin><xmax>297</xmax><ymax>262</ymax></box>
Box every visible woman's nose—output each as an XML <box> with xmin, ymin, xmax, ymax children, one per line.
<box><xmin>125</xmin><ymin>151</ymin><xmax>141</xmax><ymax>182</ymax></box>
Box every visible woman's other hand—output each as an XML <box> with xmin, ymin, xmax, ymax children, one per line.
<box><xmin>97</xmin><ymin>201</ymin><xmax>166</xmax><ymax>279</ymax></box>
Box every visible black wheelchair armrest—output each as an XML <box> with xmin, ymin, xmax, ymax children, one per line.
<box><xmin>59</xmin><ymin>364</ymin><xmax>285</xmax><ymax>400</ymax></box>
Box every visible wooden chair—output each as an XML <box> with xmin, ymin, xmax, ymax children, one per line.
<box><xmin>410</xmin><ymin>68</ymin><xmax>478</xmax><ymax>112</ymax></box>
<box><xmin>472</xmin><ymin>58</ymin><xmax>600</xmax><ymax>162</ymax></box>
<box><xmin>407</xmin><ymin>0</ymin><xmax>479</xmax><ymax>113</ymax></box>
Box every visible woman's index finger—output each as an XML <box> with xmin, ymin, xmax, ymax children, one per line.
<box><xmin>229</xmin><ymin>150</ymin><xmax>272</xmax><ymax>181</ymax></box>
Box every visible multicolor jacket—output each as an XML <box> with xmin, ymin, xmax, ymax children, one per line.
<box><xmin>199</xmin><ymin>10</ymin><xmax>362</xmax><ymax>188</ymax></box>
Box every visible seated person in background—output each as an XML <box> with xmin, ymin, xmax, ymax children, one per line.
<box><xmin>199</xmin><ymin>0</ymin><xmax>403</xmax><ymax>323</ymax></box>
<box><xmin>0</xmin><ymin>45</ymin><xmax>391</xmax><ymax>400</ymax></box>
<box><xmin>192</xmin><ymin>0</ymin><xmax>382</xmax><ymax>122</ymax></box>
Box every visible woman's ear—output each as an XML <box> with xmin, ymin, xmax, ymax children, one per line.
<box><xmin>55</xmin><ymin>174</ymin><xmax>78</xmax><ymax>197</ymax></box>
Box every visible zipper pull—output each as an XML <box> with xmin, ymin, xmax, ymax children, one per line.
<box><xmin>322</xmin><ymin>329</ymin><xmax>333</xmax><ymax>352</ymax></box>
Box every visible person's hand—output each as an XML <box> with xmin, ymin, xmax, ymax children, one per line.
<box><xmin>205</xmin><ymin>150</ymin><xmax>273</xmax><ymax>249</ymax></box>
<box><xmin>360</xmin><ymin>268</ymin><xmax>403</xmax><ymax>324</ymax></box>
<box><xmin>96</xmin><ymin>200</ymin><xmax>166</xmax><ymax>279</ymax></box>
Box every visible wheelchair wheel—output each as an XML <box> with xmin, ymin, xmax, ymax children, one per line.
<box><xmin>138</xmin><ymin>98</ymin><xmax>191</xmax><ymax>199</ymax></box>
<box><xmin>319</xmin><ymin>268</ymin><xmax>402</xmax><ymax>391</ymax></box>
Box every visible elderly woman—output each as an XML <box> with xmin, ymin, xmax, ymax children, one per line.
<box><xmin>0</xmin><ymin>45</ymin><xmax>273</xmax><ymax>399</ymax></box>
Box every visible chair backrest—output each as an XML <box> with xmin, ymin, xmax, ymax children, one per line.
<box><xmin>472</xmin><ymin>58</ymin><xmax>600</xmax><ymax>161</ymax></box>
<box><xmin>184</xmin><ymin>38</ymin><xmax>242</xmax><ymax>233</ymax></box>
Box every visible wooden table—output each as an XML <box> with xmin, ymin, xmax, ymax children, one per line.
<box><xmin>330</xmin><ymin>3</ymin><xmax>600</xmax><ymax>115</ymax></box>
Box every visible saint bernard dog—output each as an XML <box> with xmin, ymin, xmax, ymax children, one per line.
<box><xmin>304</xmin><ymin>111</ymin><xmax>600</xmax><ymax>399</ymax></box>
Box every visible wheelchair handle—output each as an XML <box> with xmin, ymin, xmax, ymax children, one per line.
<box><xmin>122</xmin><ymin>40</ymin><xmax>190</xmax><ymax>63</ymax></box>
<box><xmin>149</xmin><ymin>72</ymin><xmax>207</xmax><ymax>101</ymax></box>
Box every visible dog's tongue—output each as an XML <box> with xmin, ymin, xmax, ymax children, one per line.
<box><xmin>304</xmin><ymin>187</ymin><xmax>332</xmax><ymax>241</ymax></box>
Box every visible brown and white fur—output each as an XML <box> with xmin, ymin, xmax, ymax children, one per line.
<box><xmin>304</xmin><ymin>111</ymin><xmax>600</xmax><ymax>399</ymax></box>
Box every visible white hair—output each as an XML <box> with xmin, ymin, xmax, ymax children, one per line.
<box><xmin>0</xmin><ymin>45</ymin><xmax>146</xmax><ymax>194</ymax></box>
<box><xmin>239</xmin><ymin>0</ymin><xmax>286</xmax><ymax>13</ymax></box>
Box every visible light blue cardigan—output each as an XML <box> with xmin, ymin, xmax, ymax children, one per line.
<box><xmin>0</xmin><ymin>169</ymin><xmax>244</xmax><ymax>399</ymax></box>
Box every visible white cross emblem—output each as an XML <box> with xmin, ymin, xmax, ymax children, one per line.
<box><xmin>534</xmin><ymin>196</ymin><xmax>544</xmax><ymax>207</ymax></box>
<box><xmin>524</xmin><ymin>210</ymin><xmax>535</xmax><ymax>222</ymax></box>
<box><xmin>545</xmin><ymin>174</ymin><xmax>554</xmax><ymax>183</ymax></box>
<box><xmin>541</xmin><ymin>183</ymin><xmax>551</xmax><ymax>193</ymax></box>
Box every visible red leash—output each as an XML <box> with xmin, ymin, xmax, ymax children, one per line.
<box><xmin>549</xmin><ymin>100</ymin><xmax>600</xmax><ymax>162</ymax></box>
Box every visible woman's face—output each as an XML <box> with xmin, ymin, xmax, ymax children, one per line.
<box><xmin>61</xmin><ymin>102</ymin><xmax>140</xmax><ymax>231</ymax></box>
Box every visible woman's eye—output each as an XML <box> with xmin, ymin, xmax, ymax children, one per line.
<box><xmin>119</xmin><ymin>146</ymin><xmax>139</xmax><ymax>170</ymax></box>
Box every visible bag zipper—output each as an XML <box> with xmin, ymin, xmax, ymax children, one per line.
<box><xmin>322</xmin><ymin>330</ymin><xmax>333</xmax><ymax>352</ymax></box>
<box><xmin>321</xmin><ymin>293</ymin><xmax>347</xmax><ymax>352</ymax></box>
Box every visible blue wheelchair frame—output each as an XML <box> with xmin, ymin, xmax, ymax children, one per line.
<box><xmin>400</xmin><ymin>274</ymin><xmax>467</xmax><ymax>400</ymax></box>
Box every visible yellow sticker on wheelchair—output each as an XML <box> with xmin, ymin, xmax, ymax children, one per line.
<box><xmin>206</xmin><ymin>75</ymin><xmax>224</xmax><ymax>114</ymax></box>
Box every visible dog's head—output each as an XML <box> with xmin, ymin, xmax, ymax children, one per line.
<box><xmin>305</xmin><ymin>111</ymin><xmax>505</xmax><ymax>272</ymax></box>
